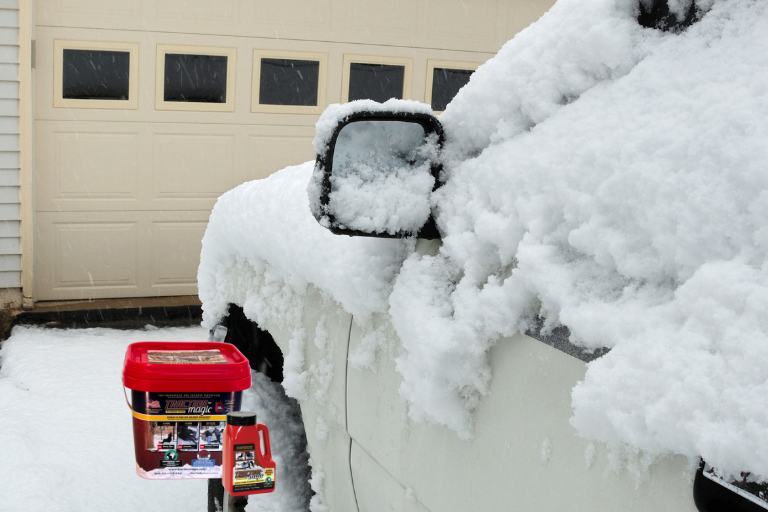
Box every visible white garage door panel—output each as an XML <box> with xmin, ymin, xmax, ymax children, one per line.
<box><xmin>152</xmin><ymin>134</ymin><xmax>234</xmax><ymax>199</ymax></box>
<box><xmin>36</xmin><ymin>121</ymin><xmax>316</xmax><ymax>211</ymax></box>
<box><xmin>52</xmin><ymin>220</ymin><xmax>138</xmax><ymax>290</ymax></box>
<box><xmin>54</xmin><ymin>131</ymin><xmax>139</xmax><ymax>200</ymax></box>
<box><xmin>47</xmin><ymin>0</ymin><xmax>138</xmax><ymax>17</ymax></box>
<box><xmin>35</xmin><ymin>121</ymin><xmax>246</xmax><ymax>213</ymax></box>
<box><xmin>36</xmin><ymin>211</ymin><xmax>208</xmax><ymax>300</ymax></box>
<box><xmin>158</xmin><ymin>0</ymin><xmax>242</xmax><ymax>22</ymax></box>
<box><xmin>34</xmin><ymin>119</ymin><xmax>317</xmax><ymax>299</ymax></box>
<box><xmin>150</xmin><ymin>221</ymin><xmax>207</xmax><ymax>288</ymax></box>
<box><xmin>247</xmin><ymin>134</ymin><xmax>315</xmax><ymax>180</ymax></box>
<box><xmin>36</xmin><ymin>0</ymin><xmax>555</xmax><ymax>54</ymax></box>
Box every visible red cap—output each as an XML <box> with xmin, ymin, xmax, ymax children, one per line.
<box><xmin>122</xmin><ymin>342</ymin><xmax>252</xmax><ymax>392</ymax></box>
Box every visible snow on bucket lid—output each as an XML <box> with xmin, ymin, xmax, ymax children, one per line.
<box><xmin>122</xmin><ymin>342</ymin><xmax>252</xmax><ymax>392</ymax></box>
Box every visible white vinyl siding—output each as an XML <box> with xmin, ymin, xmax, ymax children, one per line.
<box><xmin>0</xmin><ymin>1</ymin><xmax>20</xmax><ymax>288</ymax></box>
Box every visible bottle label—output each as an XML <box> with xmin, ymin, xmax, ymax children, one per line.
<box><xmin>232</xmin><ymin>443</ymin><xmax>275</xmax><ymax>492</ymax></box>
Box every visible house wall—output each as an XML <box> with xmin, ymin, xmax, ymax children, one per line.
<box><xmin>0</xmin><ymin>0</ymin><xmax>21</xmax><ymax>296</ymax></box>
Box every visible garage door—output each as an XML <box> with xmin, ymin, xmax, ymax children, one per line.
<box><xmin>31</xmin><ymin>0</ymin><xmax>536</xmax><ymax>301</ymax></box>
<box><xmin>32</xmin><ymin>6</ymin><xmax>322</xmax><ymax>300</ymax></box>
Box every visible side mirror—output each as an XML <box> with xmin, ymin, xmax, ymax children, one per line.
<box><xmin>309</xmin><ymin>106</ymin><xmax>444</xmax><ymax>239</ymax></box>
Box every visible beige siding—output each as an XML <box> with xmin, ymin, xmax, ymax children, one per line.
<box><xmin>0</xmin><ymin>0</ymin><xmax>19</xmax><ymax>289</ymax></box>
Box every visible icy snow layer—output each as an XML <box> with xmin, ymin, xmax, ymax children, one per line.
<box><xmin>0</xmin><ymin>326</ymin><xmax>311</xmax><ymax>512</ymax></box>
<box><xmin>198</xmin><ymin>0</ymin><xmax>768</xmax><ymax>482</ymax></box>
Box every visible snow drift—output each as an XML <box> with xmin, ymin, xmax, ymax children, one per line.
<box><xmin>199</xmin><ymin>0</ymin><xmax>768</xmax><ymax>481</ymax></box>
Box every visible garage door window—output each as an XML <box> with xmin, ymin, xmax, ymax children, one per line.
<box><xmin>251</xmin><ymin>50</ymin><xmax>327</xmax><ymax>114</ymax></box>
<box><xmin>425</xmin><ymin>60</ymin><xmax>479</xmax><ymax>113</ymax></box>
<box><xmin>54</xmin><ymin>41</ymin><xmax>139</xmax><ymax>109</ymax></box>
<box><xmin>164</xmin><ymin>54</ymin><xmax>227</xmax><ymax>103</ymax></box>
<box><xmin>156</xmin><ymin>45</ymin><xmax>236</xmax><ymax>112</ymax></box>
<box><xmin>341</xmin><ymin>55</ymin><xmax>412</xmax><ymax>103</ymax></box>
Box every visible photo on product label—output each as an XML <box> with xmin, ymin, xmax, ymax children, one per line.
<box><xmin>147</xmin><ymin>350</ymin><xmax>227</xmax><ymax>364</ymax></box>
<box><xmin>199</xmin><ymin>421</ymin><xmax>224</xmax><ymax>451</ymax></box>
<box><xmin>151</xmin><ymin>422</ymin><xmax>176</xmax><ymax>450</ymax></box>
<box><xmin>236</xmin><ymin>451</ymin><xmax>246</xmax><ymax>461</ymax></box>
<box><xmin>177</xmin><ymin>422</ymin><xmax>199</xmax><ymax>451</ymax></box>
<box><xmin>235</xmin><ymin>460</ymin><xmax>258</xmax><ymax>470</ymax></box>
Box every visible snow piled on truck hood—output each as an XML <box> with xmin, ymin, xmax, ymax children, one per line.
<box><xmin>199</xmin><ymin>0</ymin><xmax>768</xmax><ymax>481</ymax></box>
<box><xmin>199</xmin><ymin>162</ymin><xmax>411</xmax><ymax>328</ymax></box>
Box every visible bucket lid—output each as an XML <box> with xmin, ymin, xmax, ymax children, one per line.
<box><xmin>122</xmin><ymin>342</ymin><xmax>252</xmax><ymax>392</ymax></box>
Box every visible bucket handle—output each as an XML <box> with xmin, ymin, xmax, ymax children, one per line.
<box><xmin>121</xmin><ymin>377</ymin><xmax>132</xmax><ymax>412</ymax></box>
<box><xmin>257</xmin><ymin>424</ymin><xmax>272</xmax><ymax>462</ymax></box>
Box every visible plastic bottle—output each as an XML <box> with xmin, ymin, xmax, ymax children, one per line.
<box><xmin>222</xmin><ymin>411</ymin><xmax>276</xmax><ymax>496</ymax></box>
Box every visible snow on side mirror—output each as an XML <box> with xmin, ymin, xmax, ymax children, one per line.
<box><xmin>309</xmin><ymin>108</ymin><xmax>444</xmax><ymax>239</ymax></box>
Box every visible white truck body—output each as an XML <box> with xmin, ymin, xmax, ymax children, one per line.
<box><xmin>263</xmin><ymin>281</ymin><xmax>698</xmax><ymax>511</ymax></box>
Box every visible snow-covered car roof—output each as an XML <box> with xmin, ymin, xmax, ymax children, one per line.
<box><xmin>199</xmin><ymin>0</ymin><xmax>768</xmax><ymax>482</ymax></box>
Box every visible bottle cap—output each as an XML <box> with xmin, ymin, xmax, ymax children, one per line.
<box><xmin>227</xmin><ymin>411</ymin><xmax>257</xmax><ymax>426</ymax></box>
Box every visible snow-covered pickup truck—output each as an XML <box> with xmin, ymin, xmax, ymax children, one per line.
<box><xmin>199</xmin><ymin>1</ymin><xmax>768</xmax><ymax>510</ymax></box>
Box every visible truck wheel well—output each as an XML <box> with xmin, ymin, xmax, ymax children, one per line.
<box><xmin>221</xmin><ymin>304</ymin><xmax>284</xmax><ymax>383</ymax></box>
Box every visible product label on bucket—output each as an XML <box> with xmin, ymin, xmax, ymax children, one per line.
<box><xmin>232</xmin><ymin>444</ymin><xmax>275</xmax><ymax>492</ymax></box>
<box><xmin>131</xmin><ymin>390</ymin><xmax>242</xmax><ymax>480</ymax></box>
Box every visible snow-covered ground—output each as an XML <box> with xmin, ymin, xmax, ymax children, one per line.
<box><xmin>0</xmin><ymin>325</ymin><xmax>311</xmax><ymax>512</ymax></box>
<box><xmin>199</xmin><ymin>0</ymin><xmax>768</xmax><ymax>484</ymax></box>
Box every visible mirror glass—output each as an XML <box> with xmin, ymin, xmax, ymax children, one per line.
<box><xmin>329</xmin><ymin>120</ymin><xmax>436</xmax><ymax>235</ymax></box>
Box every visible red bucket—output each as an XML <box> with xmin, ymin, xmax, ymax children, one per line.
<box><xmin>122</xmin><ymin>342</ymin><xmax>252</xmax><ymax>479</ymax></box>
